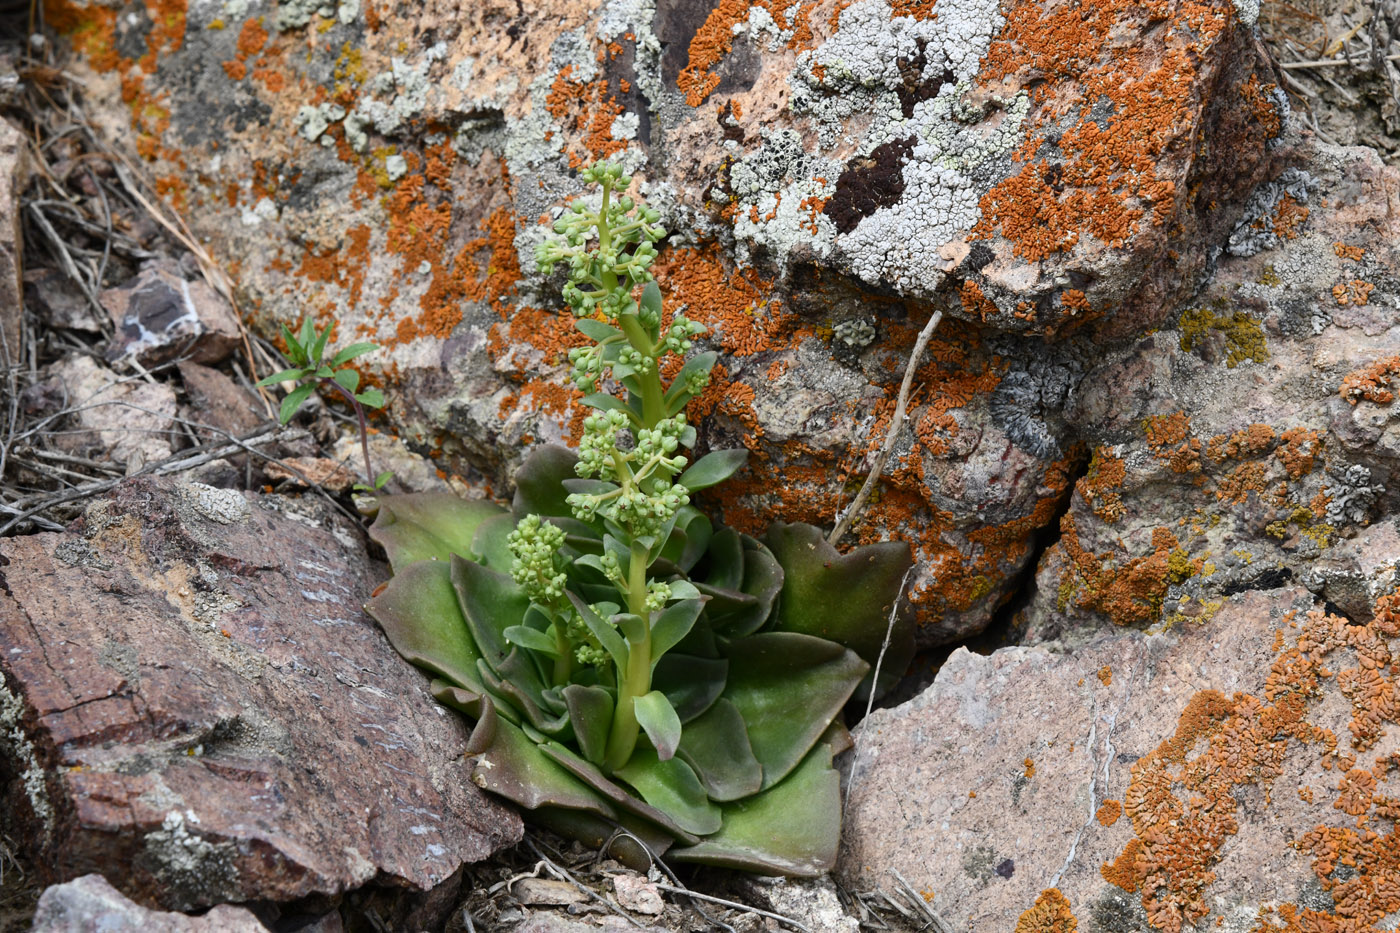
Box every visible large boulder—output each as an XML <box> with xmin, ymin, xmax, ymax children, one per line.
<box><xmin>841</xmin><ymin>586</ymin><xmax>1400</xmax><ymax>929</ymax></box>
<box><xmin>1018</xmin><ymin>142</ymin><xmax>1400</xmax><ymax>646</ymax></box>
<box><xmin>0</xmin><ymin>477</ymin><xmax>520</xmax><ymax>911</ymax></box>
<box><xmin>41</xmin><ymin>0</ymin><xmax>1282</xmax><ymax>644</ymax></box>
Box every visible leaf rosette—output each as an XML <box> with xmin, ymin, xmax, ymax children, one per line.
<box><xmin>364</xmin><ymin>163</ymin><xmax>914</xmax><ymax>874</ymax></box>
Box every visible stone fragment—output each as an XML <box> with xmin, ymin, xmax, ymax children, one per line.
<box><xmin>839</xmin><ymin>586</ymin><xmax>1395</xmax><ymax>929</ymax></box>
<box><xmin>264</xmin><ymin>455</ymin><xmax>358</xmax><ymax>491</ymax></box>
<box><xmin>730</xmin><ymin>876</ymin><xmax>858</xmax><ymax>932</ymax></box>
<box><xmin>25</xmin><ymin>268</ymin><xmax>104</xmax><ymax>333</ymax></box>
<box><xmin>176</xmin><ymin>361</ymin><xmax>266</xmax><ymax>441</ymax></box>
<box><xmin>611</xmin><ymin>874</ymin><xmax>663</xmax><ymax>915</ymax></box>
<box><xmin>0</xmin><ymin>116</ymin><xmax>26</xmax><ymax>360</ymax></box>
<box><xmin>511</xmin><ymin>878</ymin><xmax>588</xmax><ymax>907</ymax></box>
<box><xmin>101</xmin><ymin>260</ymin><xmax>241</xmax><ymax>369</ymax></box>
<box><xmin>30</xmin><ymin>875</ymin><xmax>269</xmax><ymax>932</ymax></box>
<box><xmin>0</xmin><ymin>477</ymin><xmax>521</xmax><ymax>911</ymax></box>
<box><xmin>50</xmin><ymin>354</ymin><xmax>178</xmax><ymax>474</ymax></box>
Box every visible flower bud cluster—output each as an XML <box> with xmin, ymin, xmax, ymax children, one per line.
<box><xmin>645</xmin><ymin>581</ymin><xmax>672</xmax><ymax>612</ymax></box>
<box><xmin>576</xmin><ymin>409</ymin><xmax>631</xmax><ymax>482</ymax></box>
<box><xmin>534</xmin><ymin>165</ymin><xmax>665</xmax><ymax>324</ymax></box>
<box><xmin>508</xmin><ymin>514</ymin><xmax>568</xmax><ymax>603</ymax></box>
<box><xmin>566</xmin><ymin>614</ymin><xmax>610</xmax><ymax>667</ymax></box>
<box><xmin>660</xmin><ymin>314</ymin><xmax>707</xmax><ymax>356</ymax></box>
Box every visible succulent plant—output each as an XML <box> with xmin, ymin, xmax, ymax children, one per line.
<box><xmin>365</xmin><ymin>162</ymin><xmax>914</xmax><ymax>874</ymax></box>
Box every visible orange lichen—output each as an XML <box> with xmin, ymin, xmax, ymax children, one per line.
<box><xmin>1333</xmin><ymin>242</ymin><xmax>1366</xmax><ymax>262</ymax></box>
<box><xmin>677</xmin><ymin>0</ymin><xmax>808</xmax><ymax>106</ymax></box>
<box><xmin>1332</xmin><ymin>279</ymin><xmax>1375</xmax><ymax>307</ymax></box>
<box><xmin>1204</xmin><ymin>423</ymin><xmax>1276</xmax><ymax>462</ymax></box>
<box><xmin>1282</xmin><ymin>425</ymin><xmax>1321</xmax><ymax>476</ymax></box>
<box><xmin>1097</xmin><ymin>798</ymin><xmax>1123</xmax><ymax>826</ymax></box>
<box><xmin>1110</xmin><ymin>603</ymin><xmax>1400</xmax><ymax>930</ymax></box>
<box><xmin>545</xmin><ymin>64</ymin><xmax>628</xmax><ymax>168</ymax></box>
<box><xmin>1097</xmin><ymin>665</ymin><xmax>1112</xmax><ymax>686</ymax></box>
<box><xmin>651</xmin><ymin>248</ymin><xmax>790</xmax><ymax>357</ymax></box>
<box><xmin>1015</xmin><ymin>888</ymin><xmax>1078</xmax><ymax>932</ymax></box>
<box><xmin>972</xmin><ymin>0</ymin><xmax>1228</xmax><ymax>264</ymax></box>
<box><xmin>1340</xmin><ymin>356</ymin><xmax>1400</xmax><ymax>405</ymax></box>
<box><xmin>43</xmin><ymin>0</ymin><xmax>120</xmax><ymax>71</ymax></box>
<box><xmin>1024</xmin><ymin>757</ymin><xmax>1036</xmax><ymax>778</ymax></box>
<box><xmin>1079</xmin><ymin>446</ymin><xmax>1126</xmax><ymax>523</ymax></box>
<box><xmin>1101</xmin><ymin>837</ymin><xmax>1141</xmax><ymax>892</ymax></box>
<box><xmin>1240</xmin><ymin>74</ymin><xmax>1283</xmax><ymax>139</ymax></box>
<box><xmin>960</xmin><ymin>280</ymin><xmax>1000</xmax><ymax>321</ymax></box>
<box><xmin>1059</xmin><ymin>519</ymin><xmax>1180</xmax><ymax>628</ymax></box>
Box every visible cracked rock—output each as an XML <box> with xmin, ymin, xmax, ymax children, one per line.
<box><xmin>0</xmin><ymin>476</ymin><xmax>520</xmax><ymax>912</ymax></box>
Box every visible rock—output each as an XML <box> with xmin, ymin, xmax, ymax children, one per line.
<box><xmin>1016</xmin><ymin>142</ymin><xmax>1400</xmax><ymax>647</ymax></box>
<box><xmin>45</xmin><ymin>0</ymin><xmax>1282</xmax><ymax>646</ymax></box>
<box><xmin>0</xmin><ymin>477</ymin><xmax>521</xmax><ymax>912</ymax></box>
<box><xmin>25</xmin><ymin>268</ymin><xmax>105</xmax><ymax>334</ymax></box>
<box><xmin>0</xmin><ymin>117</ymin><xmax>26</xmax><ymax>360</ymax></box>
<box><xmin>611</xmin><ymin>874</ymin><xmax>663</xmax><ymax>915</ymax></box>
<box><xmin>50</xmin><ymin>354</ymin><xmax>178</xmax><ymax>474</ymax></box>
<box><xmin>30</xmin><ymin>874</ymin><xmax>269</xmax><ymax>932</ymax></box>
<box><xmin>731</xmin><ymin>875</ymin><xmax>858</xmax><ymax>932</ymax></box>
<box><xmin>839</xmin><ymin>585</ymin><xmax>1400</xmax><ymax>929</ymax></box>
<box><xmin>512</xmin><ymin>878</ymin><xmax>588</xmax><ymax>907</ymax></box>
<box><xmin>176</xmin><ymin>361</ymin><xmax>267</xmax><ymax>442</ymax></box>
<box><xmin>101</xmin><ymin>260</ymin><xmax>242</xmax><ymax>370</ymax></box>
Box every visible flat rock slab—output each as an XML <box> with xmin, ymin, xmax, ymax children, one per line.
<box><xmin>0</xmin><ymin>478</ymin><xmax>521</xmax><ymax>910</ymax></box>
<box><xmin>839</xmin><ymin>585</ymin><xmax>1400</xmax><ymax>929</ymax></box>
<box><xmin>31</xmin><ymin>874</ymin><xmax>269</xmax><ymax>932</ymax></box>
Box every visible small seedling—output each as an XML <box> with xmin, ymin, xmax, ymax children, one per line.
<box><xmin>256</xmin><ymin>317</ymin><xmax>392</xmax><ymax>492</ymax></box>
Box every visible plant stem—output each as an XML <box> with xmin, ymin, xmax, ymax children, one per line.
<box><xmin>553</xmin><ymin>621</ymin><xmax>574</xmax><ymax>683</ymax></box>
<box><xmin>321</xmin><ymin>377</ymin><xmax>375</xmax><ymax>487</ymax></box>
<box><xmin>617</xmin><ymin>314</ymin><xmax>665</xmax><ymax>427</ymax></box>
<box><xmin>604</xmin><ymin>538</ymin><xmax>653</xmax><ymax>772</ymax></box>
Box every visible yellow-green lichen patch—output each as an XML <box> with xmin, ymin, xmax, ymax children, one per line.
<box><xmin>1177</xmin><ymin>306</ymin><xmax>1270</xmax><ymax>367</ymax></box>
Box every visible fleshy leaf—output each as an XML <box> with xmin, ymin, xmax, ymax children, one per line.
<box><xmin>479</xmin><ymin>655</ymin><xmax>571</xmax><ymax>736</ymax></box>
<box><xmin>528</xmin><ymin>807</ymin><xmax>674</xmax><ymax>873</ymax></box>
<box><xmin>701</xmin><ymin>527</ymin><xmax>744</xmax><ymax>591</ymax></box>
<box><xmin>472</xmin><ymin>718</ymin><xmax>619</xmax><ymax>819</ymax></box>
<box><xmin>722</xmin><ymin>632</ymin><xmax>867</xmax><ymax>790</ymax></box>
<box><xmin>365</xmin><ymin>559</ymin><xmax>485</xmax><ymax>693</ymax></box>
<box><xmin>615</xmin><ymin>748</ymin><xmax>722</xmax><ymax>837</ymax></box>
<box><xmin>504</xmin><ymin>625</ymin><xmax>560</xmax><ymax>657</ymax></box>
<box><xmin>431</xmin><ymin>681</ymin><xmax>501</xmax><ymax>751</ymax></box>
<box><xmin>677</xmin><ymin>449</ymin><xmax>748</xmax><ymax>492</ymax></box>
<box><xmin>639</xmin><ymin>281</ymin><xmax>663</xmax><ymax>322</ymax></box>
<box><xmin>669</xmin><ymin>734</ymin><xmax>841</xmax><ymax>877</ymax></box>
<box><xmin>537</xmin><ymin>743</ymin><xmax>701</xmax><ymax>845</ymax></box>
<box><xmin>763</xmin><ymin>522</ymin><xmax>914</xmax><ymax>700</ymax></box>
<box><xmin>451</xmin><ymin>553</ymin><xmax>530</xmax><ymax>670</ymax></box>
<box><xmin>653</xmin><ymin>654</ymin><xmax>727</xmax><ymax>722</ymax></box>
<box><xmin>675</xmin><ymin>698</ymin><xmax>762</xmax><ymax>802</ymax></box>
<box><xmin>567</xmin><ymin>593</ymin><xmax>629</xmax><ymax>670</ymax></box>
<box><xmin>562</xmin><ymin>684</ymin><xmax>614</xmax><ymax>766</ymax></box>
<box><xmin>470</xmin><ymin>512</ymin><xmax>519</xmax><ymax>573</ymax></box>
<box><xmin>650</xmin><ymin>598</ymin><xmax>705</xmax><ymax>668</ymax></box>
<box><xmin>633</xmin><ymin>690</ymin><xmax>682</xmax><ymax>760</ymax></box>
<box><xmin>512</xmin><ymin>445</ymin><xmax>579</xmax><ymax>520</ymax></box>
<box><xmin>699</xmin><ymin>539</ymin><xmax>783</xmax><ymax>639</ymax></box>
<box><xmin>368</xmin><ymin>493</ymin><xmax>504</xmax><ymax>573</ymax></box>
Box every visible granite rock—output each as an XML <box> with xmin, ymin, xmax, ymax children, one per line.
<box><xmin>30</xmin><ymin>874</ymin><xmax>269</xmax><ymax>932</ymax></box>
<box><xmin>840</xmin><ymin>585</ymin><xmax>1400</xmax><ymax>929</ymax></box>
<box><xmin>42</xmin><ymin>0</ymin><xmax>1283</xmax><ymax>646</ymax></box>
<box><xmin>0</xmin><ymin>477</ymin><xmax>521</xmax><ymax>912</ymax></box>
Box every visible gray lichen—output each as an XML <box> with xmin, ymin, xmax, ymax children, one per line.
<box><xmin>143</xmin><ymin>810</ymin><xmax>241</xmax><ymax>908</ymax></box>
<box><xmin>1324</xmin><ymin>464</ymin><xmax>1381</xmax><ymax>526</ymax></box>
<box><xmin>834</xmin><ymin>318</ymin><xmax>876</xmax><ymax>348</ymax></box>
<box><xmin>1226</xmin><ymin>168</ymin><xmax>1319</xmax><ymax>258</ymax></box>
<box><xmin>0</xmin><ymin>676</ymin><xmax>54</xmax><ymax>839</ymax></box>
<box><xmin>987</xmin><ymin>355</ymin><xmax>1082</xmax><ymax>459</ymax></box>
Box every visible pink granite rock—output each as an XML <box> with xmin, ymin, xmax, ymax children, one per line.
<box><xmin>0</xmin><ymin>477</ymin><xmax>521</xmax><ymax>911</ymax></box>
